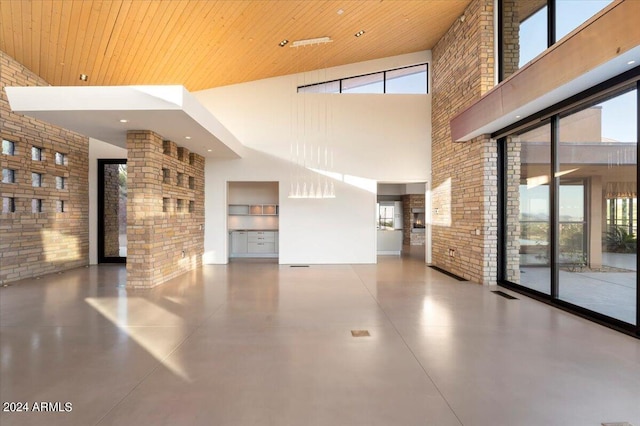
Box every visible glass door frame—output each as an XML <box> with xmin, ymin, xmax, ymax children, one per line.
<box><xmin>496</xmin><ymin>73</ymin><xmax>640</xmax><ymax>338</ymax></box>
<box><xmin>98</xmin><ymin>159</ymin><xmax>127</xmax><ymax>264</ymax></box>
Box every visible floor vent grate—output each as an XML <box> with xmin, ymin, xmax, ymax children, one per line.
<box><xmin>290</xmin><ymin>265</ymin><xmax>310</xmax><ymax>268</ymax></box>
<box><xmin>492</xmin><ymin>290</ymin><xmax>518</xmax><ymax>300</ymax></box>
<box><xmin>428</xmin><ymin>266</ymin><xmax>467</xmax><ymax>281</ymax></box>
<box><xmin>351</xmin><ymin>330</ymin><xmax>370</xmax><ymax>337</ymax></box>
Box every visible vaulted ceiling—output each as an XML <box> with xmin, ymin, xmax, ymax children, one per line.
<box><xmin>0</xmin><ymin>0</ymin><xmax>471</xmax><ymax>91</ymax></box>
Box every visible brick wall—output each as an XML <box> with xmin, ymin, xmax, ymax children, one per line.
<box><xmin>431</xmin><ymin>0</ymin><xmax>497</xmax><ymax>284</ymax></box>
<box><xmin>126</xmin><ymin>131</ymin><xmax>204</xmax><ymax>288</ymax></box>
<box><xmin>402</xmin><ymin>194</ymin><xmax>426</xmax><ymax>246</ymax></box>
<box><xmin>0</xmin><ymin>50</ymin><xmax>89</xmax><ymax>284</ymax></box>
<box><xmin>501</xmin><ymin>0</ymin><xmax>521</xmax><ymax>80</ymax></box>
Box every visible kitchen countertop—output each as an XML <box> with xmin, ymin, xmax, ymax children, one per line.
<box><xmin>228</xmin><ymin>229</ymin><xmax>279</xmax><ymax>232</ymax></box>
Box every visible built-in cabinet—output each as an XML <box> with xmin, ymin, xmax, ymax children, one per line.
<box><xmin>227</xmin><ymin>182</ymin><xmax>279</xmax><ymax>260</ymax></box>
<box><xmin>228</xmin><ymin>204</ymin><xmax>278</xmax><ymax>216</ymax></box>
<box><xmin>230</xmin><ymin>230</ymin><xmax>278</xmax><ymax>258</ymax></box>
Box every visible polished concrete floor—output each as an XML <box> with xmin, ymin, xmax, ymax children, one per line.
<box><xmin>1</xmin><ymin>255</ymin><xmax>639</xmax><ymax>426</ymax></box>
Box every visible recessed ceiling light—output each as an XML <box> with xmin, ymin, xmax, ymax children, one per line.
<box><xmin>185</xmin><ymin>136</ymin><xmax>191</xmax><ymax>140</ymax></box>
<box><xmin>79</xmin><ymin>74</ymin><xmax>88</xmax><ymax>81</ymax></box>
<box><xmin>628</xmin><ymin>60</ymin><xmax>636</xmax><ymax>65</ymax></box>
<box><xmin>119</xmin><ymin>119</ymin><xmax>128</xmax><ymax>123</ymax></box>
<box><xmin>279</xmin><ymin>39</ymin><xmax>289</xmax><ymax>47</ymax></box>
<box><xmin>207</xmin><ymin>149</ymin><xmax>212</xmax><ymax>152</ymax></box>
<box><xmin>355</xmin><ymin>30</ymin><xmax>365</xmax><ymax>37</ymax></box>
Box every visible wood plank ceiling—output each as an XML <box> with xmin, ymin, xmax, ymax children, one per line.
<box><xmin>0</xmin><ymin>0</ymin><xmax>472</xmax><ymax>91</ymax></box>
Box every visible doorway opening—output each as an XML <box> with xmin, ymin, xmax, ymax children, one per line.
<box><xmin>98</xmin><ymin>159</ymin><xmax>127</xmax><ymax>263</ymax></box>
<box><xmin>376</xmin><ymin>182</ymin><xmax>429</xmax><ymax>261</ymax></box>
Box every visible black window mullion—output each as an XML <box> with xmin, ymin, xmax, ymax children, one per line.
<box><xmin>550</xmin><ymin>114</ymin><xmax>560</xmax><ymax>299</ymax></box>
<box><xmin>636</xmin><ymin>82</ymin><xmax>640</xmax><ymax>333</ymax></box>
<box><xmin>497</xmin><ymin>137</ymin><xmax>507</xmax><ymax>282</ymax></box>
<box><xmin>548</xmin><ymin>0</ymin><xmax>556</xmax><ymax>46</ymax></box>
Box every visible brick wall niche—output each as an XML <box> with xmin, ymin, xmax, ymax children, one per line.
<box><xmin>126</xmin><ymin>131</ymin><xmax>204</xmax><ymax>288</ymax></box>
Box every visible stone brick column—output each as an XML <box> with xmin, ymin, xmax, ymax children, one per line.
<box><xmin>431</xmin><ymin>0</ymin><xmax>497</xmax><ymax>284</ymax></box>
<box><xmin>505</xmin><ymin>136</ymin><xmax>521</xmax><ymax>283</ymax></box>
<box><xmin>501</xmin><ymin>0</ymin><xmax>521</xmax><ymax>80</ymax></box>
<box><xmin>126</xmin><ymin>130</ymin><xmax>164</xmax><ymax>288</ymax></box>
<box><xmin>126</xmin><ymin>130</ymin><xmax>205</xmax><ymax>289</ymax></box>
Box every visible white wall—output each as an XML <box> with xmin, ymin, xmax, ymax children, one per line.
<box><xmin>196</xmin><ymin>51</ymin><xmax>432</xmax><ymax>264</ymax></box>
<box><xmin>88</xmin><ymin>138</ymin><xmax>127</xmax><ymax>264</ymax></box>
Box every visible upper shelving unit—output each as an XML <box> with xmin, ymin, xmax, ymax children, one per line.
<box><xmin>229</xmin><ymin>204</ymin><xmax>278</xmax><ymax>216</ymax></box>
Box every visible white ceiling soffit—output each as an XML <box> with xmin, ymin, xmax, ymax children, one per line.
<box><xmin>5</xmin><ymin>85</ymin><xmax>244</xmax><ymax>158</ymax></box>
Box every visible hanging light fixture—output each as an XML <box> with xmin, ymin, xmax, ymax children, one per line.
<box><xmin>288</xmin><ymin>37</ymin><xmax>336</xmax><ymax>199</ymax></box>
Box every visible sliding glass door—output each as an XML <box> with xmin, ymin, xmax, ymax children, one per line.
<box><xmin>500</xmin><ymin>83</ymin><xmax>638</xmax><ymax>335</ymax></box>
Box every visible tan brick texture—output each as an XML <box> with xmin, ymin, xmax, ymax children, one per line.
<box><xmin>1</xmin><ymin>50</ymin><xmax>89</xmax><ymax>284</ymax></box>
<box><xmin>126</xmin><ymin>131</ymin><xmax>204</xmax><ymax>288</ymax></box>
<box><xmin>431</xmin><ymin>0</ymin><xmax>497</xmax><ymax>284</ymax></box>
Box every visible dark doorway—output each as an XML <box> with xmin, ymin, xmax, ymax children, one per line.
<box><xmin>98</xmin><ymin>159</ymin><xmax>127</xmax><ymax>263</ymax></box>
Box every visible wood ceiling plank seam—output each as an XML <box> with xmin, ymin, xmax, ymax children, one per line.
<box><xmin>181</xmin><ymin>1</ymin><xmax>232</xmax><ymax>89</ymax></box>
<box><xmin>67</xmin><ymin>0</ymin><xmax>95</xmax><ymax>86</ymax></box>
<box><xmin>244</xmin><ymin>1</ymin><xmax>343</xmax><ymax>83</ymax></box>
<box><xmin>0</xmin><ymin>1</ymin><xmax>16</xmax><ymax>59</ymax></box>
<box><xmin>116</xmin><ymin>0</ymin><xmax>156</xmax><ymax>85</ymax></box>
<box><xmin>192</xmin><ymin>0</ymin><xmax>372</xmax><ymax>88</ymax></box>
<box><xmin>222</xmin><ymin>2</ymin><xmax>267</xmax><ymax>82</ymax></box>
<box><xmin>54</xmin><ymin>0</ymin><xmax>76</xmax><ymax>85</ymax></box>
<box><xmin>189</xmin><ymin>1</ymin><xmax>242</xmax><ymax>90</ymax></box>
<box><xmin>30</xmin><ymin>0</ymin><xmax>42</xmax><ymax>77</ymax></box>
<box><xmin>148</xmin><ymin>0</ymin><xmax>212</xmax><ymax>87</ymax></box>
<box><xmin>230</xmin><ymin>1</ymin><xmax>288</xmax><ymax>82</ymax></box>
<box><xmin>236</xmin><ymin>1</ymin><xmax>316</xmax><ymax>83</ymax></box>
<box><xmin>61</xmin><ymin>0</ymin><xmax>88</xmax><ymax>85</ymax></box>
<box><xmin>76</xmin><ymin>0</ymin><xmax>107</xmax><ymax>85</ymax></box>
<box><xmin>79</xmin><ymin>0</ymin><xmax>111</xmax><ymax>85</ymax></box>
<box><xmin>185</xmin><ymin>1</ymin><xmax>237</xmax><ymax>90</ymax></box>
<box><xmin>142</xmin><ymin>0</ymin><xmax>193</xmax><ymax>86</ymax></box>
<box><xmin>13</xmin><ymin>0</ymin><xmax>24</xmax><ymax>67</ymax></box>
<box><xmin>103</xmin><ymin>0</ymin><xmax>149</xmax><ymax>85</ymax></box>
<box><xmin>45</xmin><ymin>0</ymin><xmax>63</xmax><ymax>84</ymax></box>
<box><xmin>182</xmin><ymin>2</ymin><xmax>261</xmax><ymax>90</ymax></box>
<box><xmin>160</xmin><ymin>2</ymin><xmax>230</xmax><ymax>86</ymax></box>
<box><xmin>180</xmin><ymin>0</ymin><xmax>249</xmax><ymax>89</ymax></box>
<box><xmin>90</xmin><ymin>0</ymin><xmax>125</xmax><ymax>86</ymax></box>
<box><xmin>323</xmin><ymin>3</ymin><xmax>429</xmax><ymax>69</ymax></box>
<box><xmin>130</xmin><ymin>0</ymin><xmax>178</xmax><ymax>85</ymax></box>
<box><xmin>100</xmin><ymin>0</ymin><xmax>142</xmax><ymax>86</ymax></box>
<box><xmin>220</xmin><ymin>2</ymin><xmax>325</xmax><ymax>88</ymax></box>
<box><xmin>39</xmin><ymin>0</ymin><xmax>54</xmax><ymax>82</ymax></box>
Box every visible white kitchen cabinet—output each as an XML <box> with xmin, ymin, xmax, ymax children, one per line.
<box><xmin>230</xmin><ymin>231</ymin><xmax>248</xmax><ymax>254</ymax></box>
<box><xmin>230</xmin><ymin>231</ymin><xmax>278</xmax><ymax>258</ymax></box>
